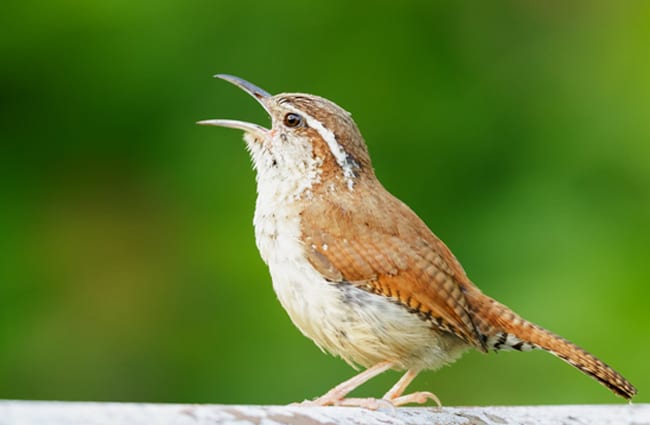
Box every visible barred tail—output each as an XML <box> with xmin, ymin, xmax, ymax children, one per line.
<box><xmin>466</xmin><ymin>289</ymin><xmax>637</xmax><ymax>400</ymax></box>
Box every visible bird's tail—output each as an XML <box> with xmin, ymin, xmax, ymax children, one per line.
<box><xmin>465</xmin><ymin>288</ymin><xmax>637</xmax><ymax>400</ymax></box>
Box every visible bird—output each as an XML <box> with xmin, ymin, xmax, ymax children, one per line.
<box><xmin>198</xmin><ymin>74</ymin><xmax>637</xmax><ymax>408</ymax></box>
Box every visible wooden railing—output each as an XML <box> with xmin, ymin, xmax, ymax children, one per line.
<box><xmin>0</xmin><ymin>401</ymin><xmax>647</xmax><ymax>425</ymax></box>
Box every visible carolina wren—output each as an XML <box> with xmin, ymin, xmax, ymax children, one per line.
<box><xmin>198</xmin><ymin>75</ymin><xmax>636</xmax><ymax>407</ymax></box>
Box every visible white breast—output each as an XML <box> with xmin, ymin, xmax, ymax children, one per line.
<box><xmin>247</xmin><ymin>133</ymin><xmax>468</xmax><ymax>371</ymax></box>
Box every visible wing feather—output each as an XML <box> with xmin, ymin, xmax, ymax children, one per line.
<box><xmin>301</xmin><ymin>187</ymin><xmax>487</xmax><ymax>351</ymax></box>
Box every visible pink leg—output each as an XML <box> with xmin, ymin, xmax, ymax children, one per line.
<box><xmin>383</xmin><ymin>369</ymin><xmax>441</xmax><ymax>407</ymax></box>
<box><xmin>309</xmin><ymin>361</ymin><xmax>394</xmax><ymax>407</ymax></box>
<box><xmin>383</xmin><ymin>369</ymin><xmax>419</xmax><ymax>400</ymax></box>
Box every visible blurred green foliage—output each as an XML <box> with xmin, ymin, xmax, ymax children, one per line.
<box><xmin>1</xmin><ymin>0</ymin><xmax>648</xmax><ymax>406</ymax></box>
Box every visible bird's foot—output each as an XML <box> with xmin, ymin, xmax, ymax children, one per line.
<box><xmin>387</xmin><ymin>391</ymin><xmax>442</xmax><ymax>409</ymax></box>
<box><xmin>298</xmin><ymin>396</ymin><xmax>394</xmax><ymax>411</ymax></box>
<box><xmin>334</xmin><ymin>397</ymin><xmax>395</xmax><ymax>411</ymax></box>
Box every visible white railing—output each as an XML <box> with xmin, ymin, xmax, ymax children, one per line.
<box><xmin>0</xmin><ymin>401</ymin><xmax>647</xmax><ymax>425</ymax></box>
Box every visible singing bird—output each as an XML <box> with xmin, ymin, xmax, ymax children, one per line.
<box><xmin>198</xmin><ymin>75</ymin><xmax>636</xmax><ymax>408</ymax></box>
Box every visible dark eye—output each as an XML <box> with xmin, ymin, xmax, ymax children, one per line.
<box><xmin>283</xmin><ymin>113</ymin><xmax>303</xmax><ymax>128</ymax></box>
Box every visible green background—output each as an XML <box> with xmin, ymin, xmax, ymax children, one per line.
<box><xmin>1</xmin><ymin>0</ymin><xmax>648</xmax><ymax>406</ymax></box>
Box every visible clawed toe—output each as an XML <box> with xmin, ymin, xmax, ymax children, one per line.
<box><xmin>388</xmin><ymin>391</ymin><xmax>442</xmax><ymax>408</ymax></box>
<box><xmin>336</xmin><ymin>397</ymin><xmax>396</xmax><ymax>411</ymax></box>
<box><xmin>305</xmin><ymin>394</ymin><xmax>394</xmax><ymax>411</ymax></box>
<box><xmin>296</xmin><ymin>392</ymin><xmax>440</xmax><ymax>411</ymax></box>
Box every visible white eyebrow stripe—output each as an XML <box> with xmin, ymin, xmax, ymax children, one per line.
<box><xmin>284</xmin><ymin>106</ymin><xmax>358</xmax><ymax>191</ymax></box>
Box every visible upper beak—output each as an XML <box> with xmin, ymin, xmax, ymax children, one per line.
<box><xmin>197</xmin><ymin>74</ymin><xmax>272</xmax><ymax>138</ymax></box>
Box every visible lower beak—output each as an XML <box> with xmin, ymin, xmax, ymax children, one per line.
<box><xmin>196</xmin><ymin>119</ymin><xmax>268</xmax><ymax>139</ymax></box>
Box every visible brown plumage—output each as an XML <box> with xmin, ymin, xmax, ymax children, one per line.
<box><xmin>303</xmin><ymin>177</ymin><xmax>485</xmax><ymax>350</ymax></box>
<box><xmin>466</xmin><ymin>290</ymin><xmax>637</xmax><ymax>399</ymax></box>
<box><xmin>302</xmin><ymin>173</ymin><xmax>636</xmax><ymax>400</ymax></box>
<box><xmin>199</xmin><ymin>74</ymin><xmax>637</xmax><ymax>407</ymax></box>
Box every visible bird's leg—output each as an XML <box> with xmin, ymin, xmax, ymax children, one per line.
<box><xmin>382</xmin><ymin>369</ymin><xmax>442</xmax><ymax>408</ymax></box>
<box><xmin>308</xmin><ymin>361</ymin><xmax>394</xmax><ymax>407</ymax></box>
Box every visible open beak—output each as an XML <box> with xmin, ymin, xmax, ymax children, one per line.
<box><xmin>197</xmin><ymin>74</ymin><xmax>272</xmax><ymax>138</ymax></box>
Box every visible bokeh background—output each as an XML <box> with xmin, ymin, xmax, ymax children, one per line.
<box><xmin>1</xmin><ymin>0</ymin><xmax>648</xmax><ymax>406</ymax></box>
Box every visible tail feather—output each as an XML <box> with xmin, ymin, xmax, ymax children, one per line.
<box><xmin>466</xmin><ymin>289</ymin><xmax>637</xmax><ymax>400</ymax></box>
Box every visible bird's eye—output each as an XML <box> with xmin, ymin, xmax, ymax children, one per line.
<box><xmin>283</xmin><ymin>113</ymin><xmax>303</xmax><ymax>128</ymax></box>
